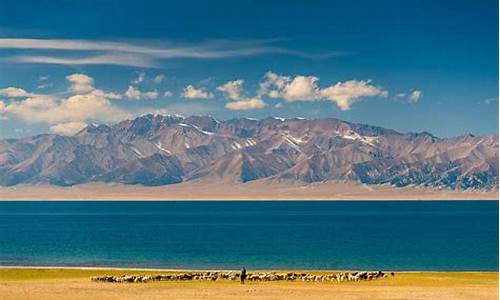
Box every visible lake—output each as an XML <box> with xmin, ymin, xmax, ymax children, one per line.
<box><xmin>0</xmin><ymin>201</ymin><xmax>497</xmax><ymax>271</ymax></box>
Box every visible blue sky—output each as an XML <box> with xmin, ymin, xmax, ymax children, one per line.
<box><xmin>0</xmin><ymin>0</ymin><xmax>497</xmax><ymax>138</ymax></box>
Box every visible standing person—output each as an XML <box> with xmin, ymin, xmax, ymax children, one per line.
<box><xmin>240</xmin><ymin>267</ymin><xmax>247</xmax><ymax>284</ymax></box>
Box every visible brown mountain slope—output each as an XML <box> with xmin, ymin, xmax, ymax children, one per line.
<box><xmin>0</xmin><ymin>114</ymin><xmax>497</xmax><ymax>190</ymax></box>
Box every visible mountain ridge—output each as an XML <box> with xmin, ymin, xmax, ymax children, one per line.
<box><xmin>0</xmin><ymin>114</ymin><xmax>497</xmax><ymax>190</ymax></box>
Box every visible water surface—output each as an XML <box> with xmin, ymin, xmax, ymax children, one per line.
<box><xmin>0</xmin><ymin>201</ymin><xmax>497</xmax><ymax>271</ymax></box>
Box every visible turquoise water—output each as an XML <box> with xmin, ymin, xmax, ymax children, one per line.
<box><xmin>0</xmin><ymin>201</ymin><xmax>497</xmax><ymax>271</ymax></box>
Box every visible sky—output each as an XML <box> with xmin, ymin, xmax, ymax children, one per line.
<box><xmin>0</xmin><ymin>0</ymin><xmax>498</xmax><ymax>138</ymax></box>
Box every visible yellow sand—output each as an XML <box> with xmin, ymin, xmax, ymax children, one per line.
<box><xmin>0</xmin><ymin>268</ymin><xmax>497</xmax><ymax>300</ymax></box>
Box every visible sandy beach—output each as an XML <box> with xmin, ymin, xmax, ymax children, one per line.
<box><xmin>0</xmin><ymin>268</ymin><xmax>497</xmax><ymax>300</ymax></box>
<box><xmin>0</xmin><ymin>181</ymin><xmax>497</xmax><ymax>200</ymax></box>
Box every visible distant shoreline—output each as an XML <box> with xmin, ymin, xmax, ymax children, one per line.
<box><xmin>0</xmin><ymin>181</ymin><xmax>497</xmax><ymax>201</ymax></box>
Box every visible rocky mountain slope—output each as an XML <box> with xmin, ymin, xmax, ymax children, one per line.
<box><xmin>0</xmin><ymin>114</ymin><xmax>497</xmax><ymax>190</ymax></box>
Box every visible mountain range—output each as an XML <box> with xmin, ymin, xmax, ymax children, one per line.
<box><xmin>0</xmin><ymin>114</ymin><xmax>497</xmax><ymax>190</ymax></box>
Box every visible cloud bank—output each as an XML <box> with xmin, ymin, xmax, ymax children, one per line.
<box><xmin>0</xmin><ymin>71</ymin><xmax>421</xmax><ymax>135</ymax></box>
<box><xmin>0</xmin><ymin>74</ymin><xmax>129</xmax><ymax>135</ymax></box>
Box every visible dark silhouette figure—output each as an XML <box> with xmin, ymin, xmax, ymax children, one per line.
<box><xmin>240</xmin><ymin>267</ymin><xmax>247</xmax><ymax>284</ymax></box>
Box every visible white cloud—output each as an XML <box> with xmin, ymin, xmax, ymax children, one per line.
<box><xmin>125</xmin><ymin>86</ymin><xmax>141</xmax><ymax>100</ymax></box>
<box><xmin>217</xmin><ymin>80</ymin><xmax>245</xmax><ymax>101</ymax></box>
<box><xmin>36</xmin><ymin>75</ymin><xmax>53</xmax><ymax>90</ymax></box>
<box><xmin>163</xmin><ymin>91</ymin><xmax>173</xmax><ymax>97</ymax></box>
<box><xmin>37</xmin><ymin>75</ymin><xmax>52</xmax><ymax>89</ymax></box>
<box><xmin>0</xmin><ymin>87</ymin><xmax>33</xmax><ymax>98</ymax></box>
<box><xmin>0</xmin><ymin>38</ymin><xmax>338</xmax><ymax>68</ymax></box>
<box><xmin>66</xmin><ymin>73</ymin><xmax>94</xmax><ymax>94</ymax></box>
<box><xmin>259</xmin><ymin>72</ymin><xmax>289</xmax><ymax>96</ymax></box>
<box><xmin>395</xmin><ymin>90</ymin><xmax>422</xmax><ymax>103</ymax></box>
<box><xmin>37</xmin><ymin>82</ymin><xmax>53</xmax><ymax>89</ymax></box>
<box><xmin>260</xmin><ymin>72</ymin><xmax>321</xmax><ymax>101</ymax></box>
<box><xmin>182</xmin><ymin>85</ymin><xmax>213</xmax><ymax>99</ymax></box>
<box><xmin>260</xmin><ymin>71</ymin><xmax>387</xmax><ymax>110</ymax></box>
<box><xmin>218</xmin><ymin>79</ymin><xmax>267</xmax><ymax>110</ymax></box>
<box><xmin>225</xmin><ymin>98</ymin><xmax>267</xmax><ymax>110</ymax></box>
<box><xmin>6</xmin><ymin>54</ymin><xmax>155</xmax><ymax>68</ymax></box>
<box><xmin>282</xmin><ymin>76</ymin><xmax>320</xmax><ymax>101</ymax></box>
<box><xmin>66</xmin><ymin>73</ymin><xmax>122</xmax><ymax>99</ymax></box>
<box><xmin>408</xmin><ymin>90</ymin><xmax>422</xmax><ymax>103</ymax></box>
<box><xmin>50</xmin><ymin>121</ymin><xmax>87</xmax><ymax>135</ymax></box>
<box><xmin>320</xmin><ymin>80</ymin><xmax>388</xmax><ymax>110</ymax></box>
<box><xmin>3</xmin><ymin>93</ymin><xmax>128</xmax><ymax>125</ymax></box>
<box><xmin>90</xmin><ymin>89</ymin><xmax>122</xmax><ymax>100</ymax></box>
<box><xmin>125</xmin><ymin>86</ymin><xmax>158</xmax><ymax>100</ymax></box>
<box><xmin>0</xmin><ymin>38</ymin><xmax>339</xmax><ymax>59</ymax></box>
<box><xmin>2</xmin><ymin>76</ymin><xmax>129</xmax><ymax>127</ymax></box>
<box><xmin>143</xmin><ymin>90</ymin><xmax>158</xmax><ymax>100</ymax></box>
<box><xmin>0</xmin><ymin>100</ymin><xmax>5</xmax><ymax>112</ymax></box>
<box><xmin>131</xmin><ymin>71</ymin><xmax>146</xmax><ymax>84</ymax></box>
<box><xmin>154</xmin><ymin>74</ymin><xmax>166</xmax><ymax>84</ymax></box>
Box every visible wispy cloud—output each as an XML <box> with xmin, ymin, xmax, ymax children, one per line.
<box><xmin>393</xmin><ymin>89</ymin><xmax>423</xmax><ymax>103</ymax></box>
<box><xmin>4</xmin><ymin>54</ymin><xmax>155</xmax><ymax>68</ymax></box>
<box><xmin>484</xmin><ymin>97</ymin><xmax>498</xmax><ymax>105</ymax></box>
<box><xmin>125</xmin><ymin>86</ymin><xmax>158</xmax><ymax>100</ymax></box>
<box><xmin>154</xmin><ymin>74</ymin><xmax>165</xmax><ymax>84</ymax></box>
<box><xmin>37</xmin><ymin>75</ymin><xmax>53</xmax><ymax>89</ymax></box>
<box><xmin>408</xmin><ymin>90</ymin><xmax>422</xmax><ymax>103</ymax></box>
<box><xmin>0</xmin><ymin>38</ymin><xmax>346</xmax><ymax>68</ymax></box>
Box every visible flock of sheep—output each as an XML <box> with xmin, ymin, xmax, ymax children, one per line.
<box><xmin>91</xmin><ymin>270</ymin><xmax>393</xmax><ymax>283</ymax></box>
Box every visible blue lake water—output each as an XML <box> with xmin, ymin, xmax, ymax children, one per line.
<box><xmin>0</xmin><ymin>201</ymin><xmax>497</xmax><ymax>271</ymax></box>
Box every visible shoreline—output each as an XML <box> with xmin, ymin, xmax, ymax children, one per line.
<box><xmin>0</xmin><ymin>181</ymin><xmax>497</xmax><ymax>201</ymax></box>
<box><xmin>2</xmin><ymin>199</ymin><xmax>498</xmax><ymax>201</ymax></box>
<box><xmin>0</xmin><ymin>266</ymin><xmax>497</xmax><ymax>273</ymax></box>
